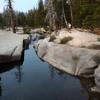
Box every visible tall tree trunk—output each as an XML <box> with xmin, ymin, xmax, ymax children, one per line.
<box><xmin>45</xmin><ymin>0</ymin><xmax>59</xmax><ymax>31</ymax></box>
<box><xmin>70</xmin><ymin>0</ymin><xmax>73</xmax><ymax>27</ymax></box>
<box><xmin>8</xmin><ymin>0</ymin><xmax>16</xmax><ymax>33</ymax></box>
<box><xmin>61</xmin><ymin>0</ymin><xmax>68</xmax><ymax>27</ymax></box>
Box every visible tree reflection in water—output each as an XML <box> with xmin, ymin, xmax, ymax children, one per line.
<box><xmin>48</xmin><ymin>65</ymin><xmax>70</xmax><ymax>79</ymax></box>
<box><xmin>1</xmin><ymin>61</ymin><xmax>100</xmax><ymax>99</ymax></box>
<box><xmin>48</xmin><ymin>65</ymin><xmax>55</xmax><ymax>79</ymax></box>
<box><xmin>15</xmin><ymin>65</ymin><xmax>23</xmax><ymax>83</ymax></box>
<box><xmin>0</xmin><ymin>58</ymin><xmax>24</xmax><ymax>97</ymax></box>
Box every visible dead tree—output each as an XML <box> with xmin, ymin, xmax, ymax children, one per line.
<box><xmin>66</xmin><ymin>0</ymin><xmax>74</xmax><ymax>27</ymax></box>
<box><xmin>7</xmin><ymin>0</ymin><xmax>16</xmax><ymax>33</ymax></box>
<box><xmin>62</xmin><ymin>0</ymin><xmax>68</xmax><ymax>27</ymax></box>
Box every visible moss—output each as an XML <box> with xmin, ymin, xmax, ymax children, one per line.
<box><xmin>49</xmin><ymin>35</ymin><xmax>56</xmax><ymax>42</ymax></box>
<box><xmin>60</xmin><ymin>36</ymin><xmax>73</xmax><ymax>44</ymax></box>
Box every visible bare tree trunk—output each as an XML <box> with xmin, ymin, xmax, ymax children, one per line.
<box><xmin>8</xmin><ymin>0</ymin><xmax>16</xmax><ymax>33</ymax></box>
<box><xmin>62</xmin><ymin>0</ymin><xmax>67</xmax><ymax>27</ymax></box>
<box><xmin>70</xmin><ymin>0</ymin><xmax>73</xmax><ymax>27</ymax></box>
<box><xmin>45</xmin><ymin>0</ymin><xmax>59</xmax><ymax>31</ymax></box>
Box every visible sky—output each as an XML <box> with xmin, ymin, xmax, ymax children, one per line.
<box><xmin>0</xmin><ymin>0</ymin><xmax>42</xmax><ymax>13</ymax></box>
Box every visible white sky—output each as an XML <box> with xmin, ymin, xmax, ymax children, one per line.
<box><xmin>0</xmin><ymin>0</ymin><xmax>44</xmax><ymax>13</ymax></box>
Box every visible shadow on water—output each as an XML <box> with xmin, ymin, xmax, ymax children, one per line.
<box><xmin>0</xmin><ymin>63</ymin><xmax>24</xmax><ymax>97</ymax></box>
<box><xmin>0</xmin><ymin>51</ymin><xmax>25</xmax><ymax>97</ymax></box>
<box><xmin>0</xmin><ymin>50</ymin><xmax>24</xmax><ymax>74</ymax></box>
<box><xmin>79</xmin><ymin>78</ymin><xmax>100</xmax><ymax>100</ymax></box>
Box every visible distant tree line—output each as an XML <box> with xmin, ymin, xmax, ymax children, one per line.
<box><xmin>0</xmin><ymin>0</ymin><xmax>100</xmax><ymax>31</ymax></box>
<box><xmin>0</xmin><ymin>0</ymin><xmax>46</xmax><ymax>29</ymax></box>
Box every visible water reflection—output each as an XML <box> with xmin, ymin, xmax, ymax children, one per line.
<box><xmin>79</xmin><ymin>78</ymin><xmax>100</xmax><ymax>100</ymax></box>
<box><xmin>48</xmin><ymin>65</ymin><xmax>55</xmax><ymax>79</ymax></box>
<box><xmin>0</xmin><ymin>53</ymin><xmax>24</xmax><ymax>97</ymax></box>
<box><xmin>48</xmin><ymin>65</ymin><xmax>71</xmax><ymax>79</ymax></box>
<box><xmin>0</xmin><ymin>49</ymin><xmax>24</xmax><ymax>74</ymax></box>
<box><xmin>0</xmin><ymin>77</ymin><xmax>2</xmax><ymax>97</ymax></box>
<box><xmin>0</xmin><ymin>63</ymin><xmax>23</xmax><ymax>97</ymax></box>
<box><xmin>48</xmin><ymin>65</ymin><xmax>100</xmax><ymax>100</ymax></box>
<box><xmin>15</xmin><ymin>65</ymin><xmax>23</xmax><ymax>83</ymax></box>
<box><xmin>1</xmin><ymin>44</ymin><xmax>100</xmax><ymax>100</ymax></box>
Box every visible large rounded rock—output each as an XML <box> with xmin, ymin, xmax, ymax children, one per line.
<box><xmin>0</xmin><ymin>30</ymin><xmax>30</xmax><ymax>63</ymax></box>
<box><xmin>37</xmin><ymin>39</ymin><xmax>100</xmax><ymax>78</ymax></box>
<box><xmin>35</xmin><ymin>29</ymin><xmax>100</xmax><ymax>92</ymax></box>
<box><xmin>36</xmin><ymin>39</ymin><xmax>55</xmax><ymax>58</ymax></box>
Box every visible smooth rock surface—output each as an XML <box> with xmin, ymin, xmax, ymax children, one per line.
<box><xmin>35</xmin><ymin>29</ymin><xmax>100</xmax><ymax>92</ymax></box>
<box><xmin>0</xmin><ymin>30</ymin><xmax>30</xmax><ymax>63</ymax></box>
<box><xmin>36</xmin><ymin>40</ymin><xmax>100</xmax><ymax>77</ymax></box>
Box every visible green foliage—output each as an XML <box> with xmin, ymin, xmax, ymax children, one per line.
<box><xmin>16</xmin><ymin>12</ymin><xmax>26</xmax><ymax>26</ymax></box>
<box><xmin>1</xmin><ymin>0</ymin><xmax>99</xmax><ymax>30</ymax></box>
<box><xmin>33</xmin><ymin>0</ymin><xmax>46</xmax><ymax>28</ymax></box>
<box><xmin>53</xmin><ymin>0</ymin><xmax>70</xmax><ymax>27</ymax></box>
<box><xmin>45</xmin><ymin>0</ymin><xmax>100</xmax><ymax>29</ymax></box>
<box><xmin>0</xmin><ymin>14</ymin><xmax>4</xmax><ymax>29</ymax></box>
<box><xmin>1</xmin><ymin>0</ymin><xmax>46</xmax><ymax>28</ymax></box>
<box><xmin>26</xmin><ymin>10</ymin><xmax>35</xmax><ymax>27</ymax></box>
<box><xmin>60</xmin><ymin>36</ymin><xmax>73</xmax><ymax>44</ymax></box>
<box><xmin>73</xmin><ymin>0</ymin><xmax>100</xmax><ymax>29</ymax></box>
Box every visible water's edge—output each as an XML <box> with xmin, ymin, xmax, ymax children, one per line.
<box><xmin>0</xmin><ymin>45</ymin><xmax>100</xmax><ymax>100</ymax></box>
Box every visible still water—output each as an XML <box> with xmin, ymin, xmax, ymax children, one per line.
<box><xmin>0</xmin><ymin>44</ymin><xmax>100</xmax><ymax>100</ymax></box>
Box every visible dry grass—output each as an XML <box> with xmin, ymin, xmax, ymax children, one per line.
<box><xmin>94</xmin><ymin>28</ymin><xmax>100</xmax><ymax>35</ymax></box>
<box><xmin>88</xmin><ymin>44</ymin><xmax>100</xmax><ymax>50</ymax></box>
<box><xmin>49</xmin><ymin>35</ymin><xmax>56</xmax><ymax>42</ymax></box>
<box><xmin>60</xmin><ymin>36</ymin><xmax>73</xmax><ymax>44</ymax></box>
<box><xmin>80</xmin><ymin>45</ymin><xmax>87</xmax><ymax>48</ymax></box>
<box><xmin>97</xmin><ymin>38</ymin><xmax>100</xmax><ymax>42</ymax></box>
